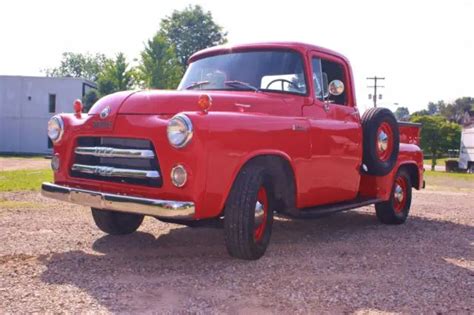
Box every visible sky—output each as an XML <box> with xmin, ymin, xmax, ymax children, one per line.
<box><xmin>1</xmin><ymin>0</ymin><xmax>473</xmax><ymax>113</ymax></box>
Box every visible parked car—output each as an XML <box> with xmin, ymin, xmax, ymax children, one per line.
<box><xmin>42</xmin><ymin>42</ymin><xmax>424</xmax><ymax>260</ymax></box>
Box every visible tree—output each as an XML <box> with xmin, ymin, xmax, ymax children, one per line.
<box><xmin>394</xmin><ymin>107</ymin><xmax>410</xmax><ymax>121</ymax></box>
<box><xmin>412</xmin><ymin>109</ymin><xmax>430</xmax><ymax>116</ymax></box>
<box><xmin>44</xmin><ymin>52</ymin><xmax>109</xmax><ymax>82</ymax></box>
<box><xmin>97</xmin><ymin>53</ymin><xmax>135</xmax><ymax>95</ymax></box>
<box><xmin>137</xmin><ymin>33</ymin><xmax>183</xmax><ymax>89</ymax></box>
<box><xmin>410</xmin><ymin>115</ymin><xmax>461</xmax><ymax>170</ymax></box>
<box><xmin>159</xmin><ymin>5</ymin><xmax>227</xmax><ymax>67</ymax></box>
<box><xmin>83</xmin><ymin>89</ymin><xmax>99</xmax><ymax>112</ymax></box>
<box><xmin>438</xmin><ymin>97</ymin><xmax>474</xmax><ymax>123</ymax></box>
<box><xmin>427</xmin><ymin>102</ymin><xmax>439</xmax><ymax>115</ymax></box>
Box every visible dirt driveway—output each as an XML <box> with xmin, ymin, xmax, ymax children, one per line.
<box><xmin>0</xmin><ymin>157</ymin><xmax>50</xmax><ymax>171</ymax></box>
<box><xmin>0</xmin><ymin>189</ymin><xmax>472</xmax><ymax>313</ymax></box>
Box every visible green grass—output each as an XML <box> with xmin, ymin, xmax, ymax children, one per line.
<box><xmin>0</xmin><ymin>169</ymin><xmax>52</xmax><ymax>192</ymax></box>
<box><xmin>424</xmin><ymin>169</ymin><xmax>474</xmax><ymax>192</ymax></box>
<box><xmin>424</xmin><ymin>170</ymin><xmax>474</xmax><ymax>180</ymax></box>
<box><xmin>423</xmin><ymin>157</ymin><xmax>457</xmax><ymax>165</ymax></box>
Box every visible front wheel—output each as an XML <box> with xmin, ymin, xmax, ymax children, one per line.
<box><xmin>91</xmin><ymin>208</ymin><xmax>144</xmax><ymax>235</ymax></box>
<box><xmin>224</xmin><ymin>165</ymin><xmax>273</xmax><ymax>260</ymax></box>
<box><xmin>375</xmin><ymin>169</ymin><xmax>412</xmax><ymax>224</ymax></box>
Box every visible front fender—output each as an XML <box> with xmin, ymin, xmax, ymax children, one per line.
<box><xmin>196</xmin><ymin>112</ymin><xmax>309</xmax><ymax>219</ymax></box>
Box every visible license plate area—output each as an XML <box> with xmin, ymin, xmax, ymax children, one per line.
<box><xmin>70</xmin><ymin>190</ymin><xmax>103</xmax><ymax>207</ymax></box>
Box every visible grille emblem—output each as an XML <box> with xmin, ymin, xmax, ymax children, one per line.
<box><xmin>94</xmin><ymin>166</ymin><xmax>114</xmax><ymax>177</ymax></box>
<box><xmin>100</xmin><ymin>106</ymin><xmax>111</xmax><ymax>119</ymax></box>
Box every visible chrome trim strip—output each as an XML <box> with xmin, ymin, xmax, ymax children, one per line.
<box><xmin>41</xmin><ymin>182</ymin><xmax>195</xmax><ymax>219</ymax></box>
<box><xmin>71</xmin><ymin>164</ymin><xmax>160</xmax><ymax>179</ymax></box>
<box><xmin>75</xmin><ymin>146</ymin><xmax>155</xmax><ymax>159</ymax></box>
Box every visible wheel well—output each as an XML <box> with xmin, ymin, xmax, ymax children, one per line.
<box><xmin>400</xmin><ymin>163</ymin><xmax>420</xmax><ymax>190</ymax></box>
<box><xmin>235</xmin><ymin>155</ymin><xmax>296</xmax><ymax>214</ymax></box>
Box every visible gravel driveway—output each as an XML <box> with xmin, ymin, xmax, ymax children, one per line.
<box><xmin>0</xmin><ymin>189</ymin><xmax>472</xmax><ymax>313</ymax></box>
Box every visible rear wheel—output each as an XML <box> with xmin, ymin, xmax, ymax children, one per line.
<box><xmin>375</xmin><ymin>169</ymin><xmax>412</xmax><ymax>224</ymax></box>
<box><xmin>224</xmin><ymin>165</ymin><xmax>273</xmax><ymax>260</ymax></box>
<box><xmin>91</xmin><ymin>208</ymin><xmax>144</xmax><ymax>235</ymax></box>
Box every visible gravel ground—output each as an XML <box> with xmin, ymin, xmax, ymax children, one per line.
<box><xmin>0</xmin><ymin>189</ymin><xmax>472</xmax><ymax>314</ymax></box>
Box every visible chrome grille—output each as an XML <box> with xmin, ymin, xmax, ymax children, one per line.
<box><xmin>70</xmin><ymin>137</ymin><xmax>162</xmax><ymax>187</ymax></box>
<box><xmin>75</xmin><ymin>147</ymin><xmax>155</xmax><ymax>159</ymax></box>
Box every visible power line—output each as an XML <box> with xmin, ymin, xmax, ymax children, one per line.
<box><xmin>367</xmin><ymin>76</ymin><xmax>385</xmax><ymax>107</ymax></box>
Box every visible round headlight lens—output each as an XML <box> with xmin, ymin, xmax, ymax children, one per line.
<box><xmin>167</xmin><ymin>114</ymin><xmax>193</xmax><ymax>148</ymax></box>
<box><xmin>47</xmin><ymin>116</ymin><xmax>64</xmax><ymax>143</ymax></box>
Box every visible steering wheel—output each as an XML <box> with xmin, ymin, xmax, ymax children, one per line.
<box><xmin>265</xmin><ymin>79</ymin><xmax>299</xmax><ymax>91</ymax></box>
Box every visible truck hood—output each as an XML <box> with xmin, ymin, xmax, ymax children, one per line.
<box><xmin>115</xmin><ymin>90</ymin><xmax>288</xmax><ymax>115</ymax></box>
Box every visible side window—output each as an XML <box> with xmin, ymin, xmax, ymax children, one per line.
<box><xmin>49</xmin><ymin>94</ymin><xmax>56</xmax><ymax>113</ymax></box>
<box><xmin>311</xmin><ymin>58</ymin><xmax>324</xmax><ymax>101</ymax></box>
<box><xmin>321</xmin><ymin>59</ymin><xmax>347</xmax><ymax>105</ymax></box>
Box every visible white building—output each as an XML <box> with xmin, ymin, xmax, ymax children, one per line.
<box><xmin>0</xmin><ymin>76</ymin><xmax>95</xmax><ymax>154</ymax></box>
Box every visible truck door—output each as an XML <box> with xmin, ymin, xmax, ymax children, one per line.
<box><xmin>300</xmin><ymin>52</ymin><xmax>362</xmax><ymax>207</ymax></box>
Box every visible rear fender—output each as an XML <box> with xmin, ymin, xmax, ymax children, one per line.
<box><xmin>359</xmin><ymin>143</ymin><xmax>423</xmax><ymax>200</ymax></box>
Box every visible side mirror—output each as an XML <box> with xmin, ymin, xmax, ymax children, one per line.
<box><xmin>328</xmin><ymin>80</ymin><xmax>344</xmax><ymax>96</ymax></box>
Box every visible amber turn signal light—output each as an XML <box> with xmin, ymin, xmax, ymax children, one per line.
<box><xmin>73</xmin><ymin>99</ymin><xmax>83</xmax><ymax>117</ymax></box>
<box><xmin>198</xmin><ymin>94</ymin><xmax>212</xmax><ymax>113</ymax></box>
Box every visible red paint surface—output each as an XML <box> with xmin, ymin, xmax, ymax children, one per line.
<box><xmin>254</xmin><ymin>187</ymin><xmax>268</xmax><ymax>242</ymax></box>
<box><xmin>52</xmin><ymin>42</ymin><xmax>423</xmax><ymax>220</ymax></box>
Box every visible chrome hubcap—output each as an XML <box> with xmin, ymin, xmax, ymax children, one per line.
<box><xmin>394</xmin><ymin>184</ymin><xmax>404</xmax><ymax>203</ymax></box>
<box><xmin>378</xmin><ymin>131</ymin><xmax>389</xmax><ymax>152</ymax></box>
<box><xmin>254</xmin><ymin>201</ymin><xmax>265</xmax><ymax>226</ymax></box>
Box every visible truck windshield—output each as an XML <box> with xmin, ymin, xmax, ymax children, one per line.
<box><xmin>178</xmin><ymin>50</ymin><xmax>307</xmax><ymax>95</ymax></box>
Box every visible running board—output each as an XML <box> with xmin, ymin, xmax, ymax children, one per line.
<box><xmin>289</xmin><ymin>197</ymin><xmax>383</xmax><ymax>219</ymax></box>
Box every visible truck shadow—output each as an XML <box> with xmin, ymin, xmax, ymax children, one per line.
<box><xmin>38</xmin><ymin>210</ymin><xmax>473</xmax><ymax>313</ymax></box>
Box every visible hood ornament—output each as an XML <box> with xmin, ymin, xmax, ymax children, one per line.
<box><xmin>100</xmin><ymin>106</ymin><xmax>111</xmax><ymax>119</ymax></box>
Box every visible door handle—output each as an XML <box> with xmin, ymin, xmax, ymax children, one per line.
<box><xmin>292</xmin><ymin>124</ymin><xmax>308</xmax><ymax>132</ymax></box>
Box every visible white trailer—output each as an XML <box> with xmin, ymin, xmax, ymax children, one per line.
<box><xmin>459</xmin><ymin>126</ymin><xmax>474</xmax><ymax>172</ymax></box>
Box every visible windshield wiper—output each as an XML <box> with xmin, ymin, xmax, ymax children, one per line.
<box><xmin>224</xmin><ymin>80</ymin><xmax>260</xmax><ymax>92</ymax></box>
<box><xmin>185</xmin><ymin>80</ymin><xmax>211</xmax><ymax>90</ymax></box>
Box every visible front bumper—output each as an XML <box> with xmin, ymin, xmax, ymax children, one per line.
<box><xmin>41</xmin><ymin>182</ymin><xmax>195</xmax><ymax>219</ymax></box>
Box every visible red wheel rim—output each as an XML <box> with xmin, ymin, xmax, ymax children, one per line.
<box><xmin>376</xmin><ymin>122</ymin><xmax>394</xmax><ymax>161</ymax></box>
<box><xmin>254</xmin><ymin>187</ymin><xmax>268</xmax><ymax>241</ymax></box>
<box><xmin>393</xmin><ymin>176</ymin><xmax>407</xmax><ymax>213</ymax></box>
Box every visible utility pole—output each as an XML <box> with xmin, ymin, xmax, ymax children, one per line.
<box><xmin>367</xmin><ymin>76</ymin><xmax>385</xmax><ymax>107</ymax></box>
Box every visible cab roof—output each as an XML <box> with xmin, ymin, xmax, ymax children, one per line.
<box><xmin>188</xmin><ymin>41</ymin><xmax>350</xmax><ymax>65</ymax></box>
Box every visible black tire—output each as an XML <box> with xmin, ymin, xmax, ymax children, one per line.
<box><xmin>91</xmin><ymin>208</ymin><xmax>144</xmax><ymax>235</ymax></box>
<box><xmin>375</xmin><ymin>168</ymin><xmax>412</xmax><ymax>224</ymax></box>
<box><xmin>361</xmin><ymin>107</ymin><xmax>400</xmax><ymax>176</ymax></box>
<box><xmin>224</xmin><ymin>164</ymin><xmax>274</xmax><ymax>260</ymax></box>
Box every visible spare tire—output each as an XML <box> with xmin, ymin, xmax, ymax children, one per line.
<box><xmin>361</xmin><ymin>107</ymin><xmax>400</xmax><ymax>176</ymax></box>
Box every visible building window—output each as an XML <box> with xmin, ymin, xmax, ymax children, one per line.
<box><xmin>49</xmin><ymin>94</ymin><xmax>56</xmax><ymax>113</ymax></box>
<box><xmin>47</xmin><ymin>138</ymin><xmax>53</xmax><ymax>149</ymax></box>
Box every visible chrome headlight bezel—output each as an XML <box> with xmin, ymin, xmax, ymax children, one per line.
<box><xmin>171</xmin><ymin>164</ymin><xmax>188</xmax><ymax>187</ymax></box>
<box><xmin>167</xmin><ymin>114</ymin><xmax>193</xmax><ymax>148</ymax></box>
<box><xmin>47</xmin><ymin>115</ymin><xmax>64</xmax><ymax>143</ymax></box>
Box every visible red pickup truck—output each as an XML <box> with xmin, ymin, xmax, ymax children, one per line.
<box><xmin>42</xmin><ymin>42</ymin><xmax>423</xmax><ymax>260</ymax></box>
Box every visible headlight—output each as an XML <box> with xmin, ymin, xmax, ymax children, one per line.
<box><xmin>167</xmin><ymin>114</ymin><xmax>193</xmax><ymax>148</ymax></box>
<box><xmin>47</xmin><ymin>115</ymin><xmax>64</xmax><ymax>143</ymax></box>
